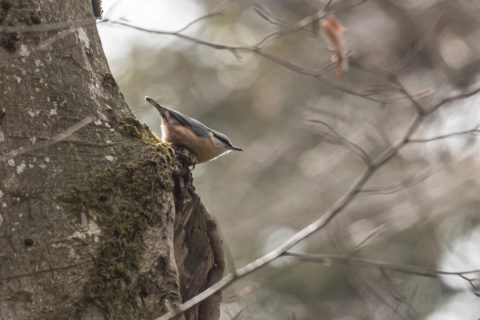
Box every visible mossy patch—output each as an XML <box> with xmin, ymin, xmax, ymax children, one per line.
<box><xmin>58</xmin><ymin>117</ymin><xmax>178</xmax><ymax>315</ymax></box>
<box><xmin>1</xmin><ymin>0</ymin><xmax>12</xmax><ymax>11</ymax></box>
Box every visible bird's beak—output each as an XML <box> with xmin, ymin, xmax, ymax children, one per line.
<box><xmin>230</xmin><ymin>146</ymin><xmax>243</xmax><ymax>151</ymax></box>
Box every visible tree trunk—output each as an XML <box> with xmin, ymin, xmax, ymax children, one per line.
<box><xmin>0</xmin><ymin>1</ymin><xmax>224</xmax><ymax>319</ymax></box>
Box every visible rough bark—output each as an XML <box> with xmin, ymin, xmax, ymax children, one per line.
<box><xmin>0</xmin><ymin>1</ymin><xmax>224</xmax><ymax>319</ymax></box>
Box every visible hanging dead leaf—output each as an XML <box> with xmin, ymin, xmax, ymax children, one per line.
<box><xmin>322</xmin><ymin>15</ymin><xmax>348</xmax><ymax>78</ymax></box>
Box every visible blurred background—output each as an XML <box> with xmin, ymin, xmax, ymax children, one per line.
<box><xmin>98</xmin><ymin>0</ymin><xmax>480</xmax><ymax>319</ymax></box>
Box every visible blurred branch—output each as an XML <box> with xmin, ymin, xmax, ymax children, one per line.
<box><xmin>351</xmin><ymin>224</ymin><xmax>386</xmax><ymax>252</ymax></box>
<box><xmin>429</xmin><ymin>84</ymin><xmax>480</xmax><ymax>113</ymax></box>
<box><xmin>283</xmin><ymin>252</ymin><xmax>480</xmax><ymax>279</ymax></box>
<box><xmin>459</xmin><ymin>274</ymin><xmax>480</xmax><ymax>296</ymax></box>
<box><xmin>253</xmin><ymin>3</ymin><xmax>291</xmax><ymax>28</ymax></box>
<box><xmin>253</xmin><ymin>0</ymin><xmax>367</xmax><ymax>48</ymax></box>
<box><xmin>306</xmin><ymin>118</ymin><xmax>371</xmax><ymax>165</ymax></box>
<box><xmin>231</xmin><ymin>306</ymin><xmax>248</xmax><ymax>320</ymax></box>
<box><xmin>359</xmin><ymin>168</ymin><xmax>431</xmax><ymax>194</ymax></box>
<box><xmin>351</xmin><ymin>61</ymin><xmax>426</xmax><ymax>114</ymax></box>
<box><xmin>0</xmin><ymin>116</ymin><xmax>93</xmax><ymax>162</ymax></box>
<box><xmin>254</xmin><ymin>7</ymin><xmax>327</xmax><ymax>48</ymax></box>
<box><xmin>223</xmin><ymin>283</ymin><xmax>260</xmax><ymax>304</ymax></box>
<box><xmin>102</xmin><ymin>12</ymin><xmax>387</xmax><ymax>103</ymax></box>
<box><xmin>174</xmin><ymin>3</ymin><xmax>229</xmax><ymax>33</ymax></box>
<box><xmin>285</xmin><ymin>251</ymin><xmax>480</xmax><ymax>300</ymax></box>
<box><xmin>408</xmin><ymin>126</ymin><xmax>480</xmax><ymax>143</ymax></box>
<box><xmin>324</xmin><ymin>0</ymin><xmax>335</xmax><ymax>11</ymax></box>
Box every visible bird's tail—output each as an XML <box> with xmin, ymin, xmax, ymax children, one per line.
<box><xmin>145</xmin><ymin>96</ymin><xmax>170</xmax><ymax>122</ymax></box>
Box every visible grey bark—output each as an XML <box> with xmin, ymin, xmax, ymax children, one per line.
<box><xmin>0</xmin><ymin>1</ymin><xmax>224</xmax><ymax>319</ymax></box>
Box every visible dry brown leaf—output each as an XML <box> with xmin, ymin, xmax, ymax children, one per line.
<box><xmin>322</xmin><ymin>15</ymin><xmax>348</xmax><ymax>78</ymax></box>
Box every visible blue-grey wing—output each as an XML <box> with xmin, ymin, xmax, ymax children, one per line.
<box><xmin>146</xmin><ymin>96</ymin><xmax>211</xmax><ymax>138</ymax></box>
<box><xmin>168</xmin><ymin>109</ymin><xmax>211</xmax><ymax>138</ymax></box>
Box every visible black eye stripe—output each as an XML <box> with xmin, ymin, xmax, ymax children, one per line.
<box><xmin>214</xmin><ymin>134</ymin><xmax>230</xmax><ymax>146</ymax></box>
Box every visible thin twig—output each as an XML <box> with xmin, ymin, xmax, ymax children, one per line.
<box><xmin>324</xmin><ymin>0</ymin><xmax>335</xmax><ymax>11</ymax></box>
<box><xmin>306</xmin><ymin>118</ymin><xmax>371</xmax><ymax>165</ymax></box>
<box><xmin>429</xmin><ymin>85</ymin><xmax>480</xmax><ymax>113</ymax></box>
<box><xmin>253</xmin><ymin>3</ymin><xmax>292</xmax><ymax>28</ymax></box>
<box><xmin>350</xmin><ymin>60</ymin><xmax>426</xmax><ymax>114</ymax></box>
<box><xmin>350</xmin><ymin>224</ymin><xmax>386</xmax><ymax>253</ymax></box>
<box><xmin>408</xmin><ymin>127</ymin><xmax>480</xmax><ymax>143</ymax></box>
<box><xmin>283</xmin><ymin>252</ymin><xmax>480</xmax><ymax>278</ymax></box>
<box><xmin>359</xmin><ymin>169</ymin><xmax>431</xmax><ymax>195</ymax></box>
<box><xmin>254</xmin><ymin>9</ymin><xmax>327</xmax><ymax>48</ymax></box>
<box><xmin>231</xmin><ymin>305</ymin><xmax>248</xmax><ymax>320</ymax></box>
<box><xmin>174</xmin><ymin>3</ymin><xmax>229</xmax><ymax>33</ymax></box>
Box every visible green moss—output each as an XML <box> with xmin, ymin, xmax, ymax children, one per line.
<box><xmin>58</xmin><ymin>116</ymin><xmax>179</xmax><ymax>315</ymax></box>
<box><xmin>114</xmin><ymin>116</ymin><xmax>177</xmax><ymax>164</ymax></box>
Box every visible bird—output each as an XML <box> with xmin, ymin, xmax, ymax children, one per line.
<box><xmin>145</xmin><ymin>96</ymin><xmax>243</xmax><ymax>163</ymax></box>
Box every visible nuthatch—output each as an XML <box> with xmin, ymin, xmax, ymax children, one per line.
<box><xmin>145</xmin><ymin>97</ymin><xmax>243</xmax><ymax>163</ymax></box>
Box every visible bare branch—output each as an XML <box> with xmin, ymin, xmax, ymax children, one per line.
<box><xmin>231</xmin><ymin>305</ymin><xmax>248</xmax><ymax>320</ymax></box>
<box><xmin>174</xmin><ymin>3</ymin><xmax>229</xmax><ymax>34</ymax></box>
<box><xmin>408</xmin><ymin>127</ymin><xmax>480</xmax><ymax>143</ymax></box>
<box><xmin>283</xmin><ymin>252</ymin><xmax>480</xmax><ymax>279</ymax></box>
<box><xmin>253</xmin><ymin>0</ymin><xmax>368</xmax><ymax>48</ymax></box>
<box><xmin>350</xmin><ymin>60</ymin><xmax>426</xmax><ymax>115</ymax></box>
<box><xmin>223</xmin><ymin>283</ymin><xmax>260</xmax><ymax>303</ymax></box>
<box><xmin>428</xmin><ymin>84</ymin><xmax>480</xmax><ymax>114</ymax></box>
<box><xmin>359</xmin><ymin>168</ymin><xmax>431</xmax><ymax>195</ymax></box>
<box><xmin>459</xmin><ymin>274</ymin><xmax>480</xmax><ymax>296</ymax></box>
<box><xmin>0</xmin><ymin>116</ymin><xmax>93</xmax><ymax>162</ymax></box>
<box><xmin>306</xmin><ymin>118</ymin><xmax>372</xmax><ymax>165</ymax></box>
<box><xmin>254</xmin><ymin>9</ymin><xmax>327</xmax><ymax>48</ymax></box>
<box><xmin>324</xmin><ymin>0</ymin><xmax>335</xmax><ymax>11</ymax></box>
<box><xmin>351</xmin><ymin>224</ymin><xmax>386</xmax><ymax>252</ymax></box>
<box><xmin>253</xmin><ymin>3</ymin><xmax>291</xmax><ymax>28</ymax></box>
